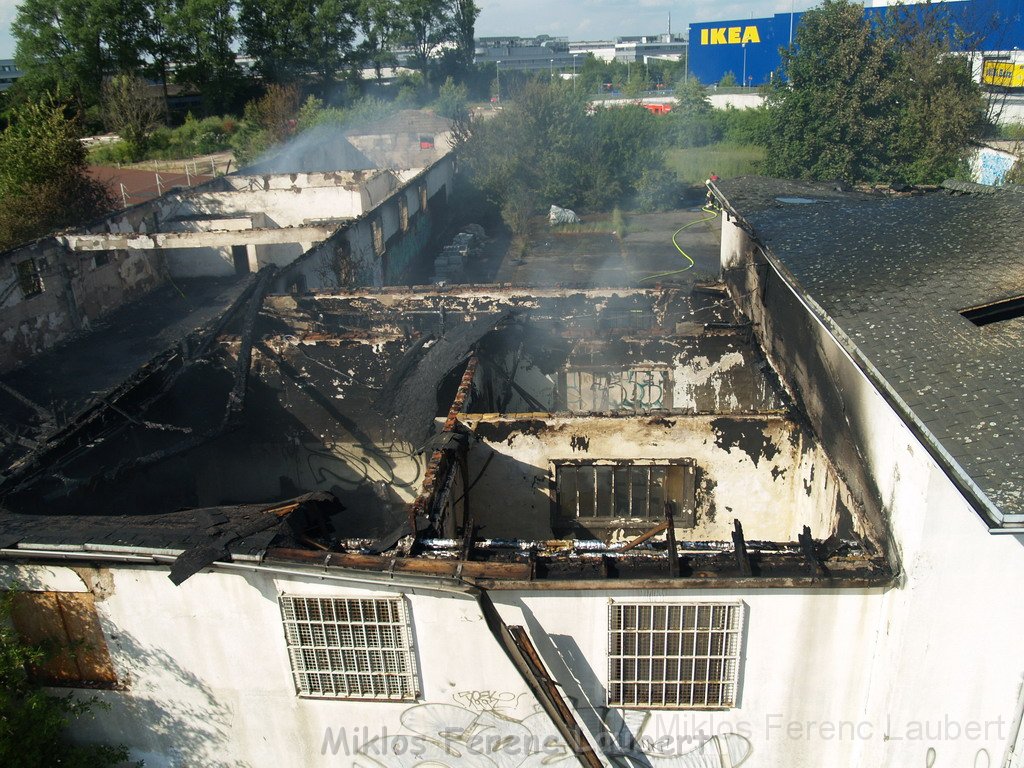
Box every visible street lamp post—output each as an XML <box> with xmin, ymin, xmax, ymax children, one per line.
<box><xmin>550</xmin><ymin>58</ymin><xmax>554</xmax><ymax>80</ymax></box>
<box><xmin>742</xmin><ymin>43</ymin><xmax>747</xmax><ymax>88</ymax></box>
<box><xmin>572</xmin><ymin>54</ymin><xmax>579</xmax><ymax>92</ymax></box>
<box><xmin>789</xmin><ymin>0</ymin><xmax>796</xmax><ymax>48</ymax></box>
<box><xmin>495</xmin><ymin>60</ymin><xmax>501</xmax><ymax>103</ymax></box>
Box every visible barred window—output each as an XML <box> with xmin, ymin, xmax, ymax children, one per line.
<box><xmin>556</xmin><ymin>462</ymin><xmax>696</xmax><ymax>525</ymax></box>
<box><xmin>279</xmin><ymin>596</ymin><xmax>418</xmax><ymax>701</ymax></box>
<box><xmin>608</xmin><ymin>603</ymin><xmax>743</xmax><ymax>709</ymax></box>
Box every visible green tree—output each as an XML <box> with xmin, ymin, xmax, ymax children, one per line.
<box><xmin>576</xmin><ymin>54</ymin><xmax>608</xmax><ymax>95</ymax></box>
<box><xmin>0</xmin><ymin>592</ymin><xmax>130</xmax><ymax>767</ymax></box>
<box><xmin>434</xmin><ymin>76</ymin><xmax>468</xmax><ymax>121</ymax></box>
<box><xmin>12</xmin><ymin>0</ymin><xmax>151</xmax><ymax>109</ymax></box>
<box><xmin>448</xmin><ymin>0</ymin><xmax>479</xmax><ymax>74</ymax></box>
<box><xmin>669</xmin><ymin>79</ymin><xmax>721</xmax><ymax>148</ymax></box>
<box><xmin>622</xmin><ymin>64</ymin><xmax>650</xmax><ymax>98</ymax></box>
<box><xmin>12</xmin><ymin>0</ymin><xmax>106</xmax><ymax>107</ymax></box>
<box><xmin>172</xmin><ymin>0</ymin><xmax>247</xmax><ymax>113</ymax></box>
<box><xmin>399</xmin><ymin>0</ymin><xmax>453</xmax><ymax>83</ymax></box>
<box><xmin>239</xmin><ymin>0</ymin><xmax>358</xmax><ymax>88</ymax></box>
<box><xmin>463</xmin><ymin>81</ymin><xmax>670</xmax><ymax>215</ymax></box>
<box><xmin>356</xmin><ymin>0</ymin><xmax>401</xmax><ymax>80</ymax></box>
<box><xmin>0</xmin><ymin>96</ymin><xmax>114</xmax><ymax>248</ymax></box>
<box><xmin>762</xmin><ymin>0</ymin><xmax>984</xmax><ymax>183</ymax></box>
<box><xmin>101</xmin><ymin>73</ymin><xmax>167</xmax><ymax>159</ymax></box>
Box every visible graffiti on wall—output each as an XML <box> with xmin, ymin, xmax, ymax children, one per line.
<box><xmin>971</xmin><ymin>147</ymin><xmax>1018</xmax><ymax>186</ymax></box>
<box><xmin>566</xmin><ymin>369</ymin><xmax>671</xmax><ymax>413</ymax></box>
<box><xmin>350</xmin><ymin>695</ymin><xmax>753</xmax><ymax>768</ymax></box>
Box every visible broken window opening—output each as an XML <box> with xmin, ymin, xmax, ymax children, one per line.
<box><xmin>600</xmin><ymin>307</ymin><xmax>656</xmax><ymax>331</ymax></box>
<box><xmin>960</xmin><ymin>294</ymin><xmax>1024</xmax><ymax>327</ymax></box>
<box><xmin>279</xmin><ymin>595</ymin><xmax>419</xmax><ymax>701</ymax></box>
<box><xmin>556</xmin><ymin>462</ymin><xmax>696</xmax><ymax>525</ymax></box>
<box><xmin>608</xmin><ymin>602</ymin><xmax>743</xmax><ymax>709</ymax></box>
<box><xmin>371</xmin><ymin>218</ymin><xmax>385</xmax><ymax>257</ymax></box>
<box><xmin>16</xmin><ymin>258</ymin><xmax>43</xmax><ymax>298</ymax></box>
<box><xmin>399</xmin><ymin>195</ymin><xmax>409</xmax><ymax>232</ymax></box>
<box><xmin>231</xmin><ymin>245</ymin><xmax>250</xmax><ymax>275</ymax></box>
<box><xmin>418</xmin><ymin>184</ymin><xmax>428</xmax><ymax>213</ymax></box>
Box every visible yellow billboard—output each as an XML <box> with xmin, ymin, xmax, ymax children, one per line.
<box><xmin>983</xmin><ymin>59</ymin><xmax>1024</xmax><ymax>88</ymax></box>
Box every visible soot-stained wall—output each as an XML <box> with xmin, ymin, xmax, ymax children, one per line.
<box><xmin>461</xmin><ymin>414</ymin><xmax>848</xmax><ymax>543</ymax></box>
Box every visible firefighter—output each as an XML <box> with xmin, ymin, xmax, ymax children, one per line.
<box><xmin>705</xmin><ymin>172</ymin><xmax>720</xmax><ymax>208</ymax></box>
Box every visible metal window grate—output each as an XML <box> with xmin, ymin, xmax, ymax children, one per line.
<box><xmin>279</xmin><ymin>596</ymin><xmax>418</xmax><ymax>701</ymax></box>
<box><xmin>557</xmin><ymin>463</ymin><xmax>695</xmax><ymax>524</ymax></box>
<box><xmin>608</xmin><ymin>603</ymin><xmax>743</xmax><ymax>709</ymax></box>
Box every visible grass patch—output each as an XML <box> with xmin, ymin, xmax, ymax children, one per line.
<box><xmin>549</xmin><ymin>208</ymin><xmax>628</xmax><ymax>237</ymax></box>
<box><xmin>664</xmin><ymin>142</ymin><xmax>765</xmax><ymax>185</ymax></box>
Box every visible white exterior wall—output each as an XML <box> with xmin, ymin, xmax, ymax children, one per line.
<box><xmin>2</xmin><ymin>559</ymin><xmax>900</xmax><ymax>768</ymax></box>
<box><xmin>720</xmin><ymin>215</ymin><xmax>1024</xmax><ymax>767</ymax></box>
<box><xmin>184</xmin><ymin>188</ymin><xmax>359</xmax><ymax>228</ymax></box>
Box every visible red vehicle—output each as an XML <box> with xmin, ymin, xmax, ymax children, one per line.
<box><xmin>642</xmin><ymin>103</ymin><xmax>673</xmax><ymax>115</ymax></box>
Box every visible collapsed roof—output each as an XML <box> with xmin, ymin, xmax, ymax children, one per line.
<box><xmin>0</xmin><ymin>284</ymin><xmax>891</xmax><ymax>587</ymax></box>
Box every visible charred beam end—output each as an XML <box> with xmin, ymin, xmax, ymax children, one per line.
<box><xmin>618</xmin><ymin>520</ymin><xmax>669</xmax><ymax>552</ymax></box>
<box><xmin>407</xmin><ymin>356</ymin><xmax>476</xmax><ymax>547</ymax></box>
<box><xmin>443</xmin><ymin>356</ymin><xmax>478</xmax><ymax>431</ymax></box>
<box><xmin>224</xmin><ymin>265</ymin><xmax>278</xmax><ymax>423</ymax></box>
<box><xmin>799</xmin><ymin>525</ymin><xmax>828</xmax><ymax>577</ymax></box>
<box><xmin>665</xmin><ymin>503</ymin><xmax>680</xmax><ymax>578</ymax></box>
<box><xmin>460</xmin><ymin>514</ymin><xmax>476</xmax><ymax>561</ymax></box>
<box><xmin>733</xmin><ymin>519</ymin><xmax>753</xmax><ymax>577</ymax></box>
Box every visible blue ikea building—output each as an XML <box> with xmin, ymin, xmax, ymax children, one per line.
<box><xmin>688</xmin><ymin>0</ymin><xmax>1024</xmax><ymax>86</ymax></box>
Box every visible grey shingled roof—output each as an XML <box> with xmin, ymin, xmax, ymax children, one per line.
<box><xmin>716</xmin><ymin>176</ymin><xmax>1024</xmax><ymax>522</ymax></box>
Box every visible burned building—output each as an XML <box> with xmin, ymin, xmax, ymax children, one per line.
<box><xmin>0</xmin><ymin>112</ymin><xmax>456</xmax><ymax>373</ymax></box>
<box><xmin>0</xmin><ymin>274</ymin><xmax>890</xmax><ymax>767</ymax></box>
<box><xmin>1</xmin><ymin>172</ymin><xmax>1021</xmax><ymax>768</ymax></box>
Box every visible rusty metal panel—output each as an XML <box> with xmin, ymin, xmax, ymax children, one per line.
<box><xmin>9</xmin><ymin>591</ymin><xmax>117</xmax><ymax>686</ymax></box>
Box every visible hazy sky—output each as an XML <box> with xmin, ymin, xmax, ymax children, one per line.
<box><xmin>0</xmin><ymin>0</ymin><xmax>812</xmax><ymax>60</ymax></box>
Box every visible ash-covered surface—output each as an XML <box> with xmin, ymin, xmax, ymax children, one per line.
<box><xmin>717</xmin><ymin>176</ymin><xmax>1024</xmax><ymax>519</ymax></box>
<box><xmin>0</xmin><ymin>275</ymin><xmax>251</xmax><ymax>473</ymax></box>
<box><xmin>0</xmin><ymin>493</ymin><xmax>342</xmax><ymax>583</ymax></box>
<box><xmin>0</xmin><ymin>285</ymin><xmax>792</xmax><ymax>558</ymax></box>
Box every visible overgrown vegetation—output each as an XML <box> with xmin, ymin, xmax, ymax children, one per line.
<box><xmin>462</xmin><ymin>81</ymin><xmax>679</xmax><ymax>226</ymax></box>
<box><xmin>11</xmin><ymin>0</ymin><xmax>481</xmax><ymax>117</ymax></box>
<box><xmin>0</xmin><ymin>96</ymin><xmax>114</xmax><ymax>249</ymax></box>
<box><xmin>665</xmin><ymin>143</ymin><xmax>766</xmax><ymax>185</ymax></box>
<box><xmin>761</xmin><ymin>0</ymin><xmax>985</xmax><ymax>183</ymax></box>
<box><xmin>0</xmin><ymin>593</ymin><xmax>131</xmax><ymax>768</ymax></box>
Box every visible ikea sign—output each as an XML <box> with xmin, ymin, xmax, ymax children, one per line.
<box><xmin>699</xmin><ymin>26</ymin><xmax>762</xmax><ymax>45</ymax></box>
